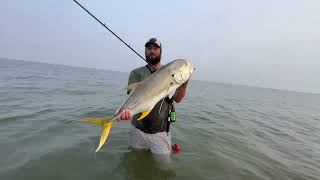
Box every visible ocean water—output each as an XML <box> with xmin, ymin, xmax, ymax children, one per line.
<box><xmin>0</xmin><ymin>58</ymin><xmax>319</xmax><ymax>180</ymax></box>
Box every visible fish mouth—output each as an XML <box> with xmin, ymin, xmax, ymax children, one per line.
<box><xmin>187</xmin><ymin>62</ymin><xmax>195</xmax><ymax>74</ymax></box>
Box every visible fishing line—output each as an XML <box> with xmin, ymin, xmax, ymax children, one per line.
<box><xmin>72</xmin><ymin>0</ymin><xmax>156</xmax><ymax>70</ymax></box>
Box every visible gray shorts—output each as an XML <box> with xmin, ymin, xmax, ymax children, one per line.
<box><xmin>129</xmin><ymin>125</ymin><xmax>172</xmax><ymax>155</ymax></box>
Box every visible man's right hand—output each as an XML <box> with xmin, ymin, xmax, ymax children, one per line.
<box><xmin>116</xmin><ymin>108</ymin><xmax>133</xmax><ymax>121</ymax></box>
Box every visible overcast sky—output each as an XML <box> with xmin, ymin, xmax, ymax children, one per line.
<box><xmin>0</xmin><ymin>0</ymin><xmax>319</xmax><ymax>93</ymax></box>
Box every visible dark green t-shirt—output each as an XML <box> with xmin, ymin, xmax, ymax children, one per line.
<box><xmin>127</xmin><ymin>65</ymin><xmax>153</xmax><ymax>94</ymax></box>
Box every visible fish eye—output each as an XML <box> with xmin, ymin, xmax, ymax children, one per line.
<box><xmin>172</xmin><ymin>74</ymin><xmax>175</xmax><ymax>77</ymax></box>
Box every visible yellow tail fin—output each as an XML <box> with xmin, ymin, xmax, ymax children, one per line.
<box><xmin>75</xmin><ymin>117</ymin><xmax>114</xmax><ymax>152</ymax></box>
<box><xmin>96</xmin><ymin>120</ymin><xmax>112</xmax><ymax>152</ymax></box>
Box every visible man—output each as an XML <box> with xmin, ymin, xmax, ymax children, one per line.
<box><xmin>117</xmin><ymin>38</ymin><xmax>189</xmax><ymax>157</ymax></box>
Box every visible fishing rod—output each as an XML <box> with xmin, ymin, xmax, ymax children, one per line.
<box><xmin>72</xmin><ymin>0</ymin><xmax>155</xmax><ymax>70</ymax></box>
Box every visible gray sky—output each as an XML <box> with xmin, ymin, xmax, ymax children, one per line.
<box><xmin>1</xmin><ymin>0</ymin><xmax>319</xmax><ymax>93</ymax></box>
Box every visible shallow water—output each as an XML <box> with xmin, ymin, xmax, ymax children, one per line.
<box><xmin>1</xmin><ymin>58</ymin><xmax>319</xmax><ymax>180</ymax></box>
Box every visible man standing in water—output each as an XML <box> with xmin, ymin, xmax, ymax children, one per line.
<box><xmin>117</xmin><ymin>38</ymin><xmax>189</xmax><ymax>159</ymax></box>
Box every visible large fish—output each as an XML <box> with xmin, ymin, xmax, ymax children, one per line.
<box><xmin>76</xmin><ymin>59</ymin><xmax>195</xmax><ymax>152</ymax></box>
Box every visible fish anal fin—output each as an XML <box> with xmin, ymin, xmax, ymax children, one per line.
<box><xmin>137</xmin><ymin>110</ymin><xmax>152</xmax><ymax>121</ymax></box>
<box><xmin>123</xmin><ymin>82</ymin><xmax>141</xmax><ymax>90</ymax></box>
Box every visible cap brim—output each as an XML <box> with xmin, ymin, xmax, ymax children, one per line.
<box><xmin>145</xmin><ymin>42</ymin><xmax>160</xmax><ymax>48</ymax></box>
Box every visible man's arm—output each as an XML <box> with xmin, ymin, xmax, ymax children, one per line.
<box><xmin>173</xmin><ymin>80</ymin><xmax>189</xmax><ymax>103</ymax></box>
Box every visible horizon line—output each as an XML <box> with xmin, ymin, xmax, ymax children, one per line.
<box><xmin>1</xmin><ymin>56</ymin><xmax>319</xmax><ymax>95</ymax></box>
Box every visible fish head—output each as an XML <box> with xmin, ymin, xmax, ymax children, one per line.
<box><xmin>169</xmin><ymin>59</ymin><xmax>195</xmax><ymax>85</ymax></box>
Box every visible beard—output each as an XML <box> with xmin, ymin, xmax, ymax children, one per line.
<box><xmin>146</xmin><ymin>54</ymin><xmax>161</xmax><ymax>65</ymax></box>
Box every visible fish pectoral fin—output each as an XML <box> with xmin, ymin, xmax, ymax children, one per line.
<box><xmin>137</xmin><ymin>110</ymin><xmax>152</xmax><ymax>121</ymax></box>
<box><xmin>96</xmin><ymin>121</ymin><xmax>113</xmax><ymax>152</ymax></box>
<box><xmin>122</xmin><ymin>82</ymin><xmax>141</xmax><ymax>91</ymax></box>
<box><xmin>168</xmin><ymin>90</ymin><xmax>176</xmax><ymax>99</ymax></box>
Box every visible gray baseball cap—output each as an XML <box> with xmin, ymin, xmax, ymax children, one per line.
<box><xmin>145</xmin><ymin>38</ymin><xmax>161</xmax><ymax>48</ymax></box>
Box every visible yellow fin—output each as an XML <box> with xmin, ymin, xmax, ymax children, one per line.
<box><xmin>95</xmin><ymin>121</ymin><xmax>113</xmax><ymax>152</ymax></box>
<box><xmin>137</xmin><ymin>110</ymin><xmax>152</xmax><ymax>121</ymax></box>
<box><xmin>123</xmin><ymin>82</ymin><xmax>140</xmax><ymax>90</ymax></box>
<box><xmin>74</xmin><ymin>117</ymin><xmax>115</xmax><ymax>152</ymax></box>
<box><xmin>76</xmin><ymin>118</ymin><xmax>107</xmax><ymax>125</ymax></box>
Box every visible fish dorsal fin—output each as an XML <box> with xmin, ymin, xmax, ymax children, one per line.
<box><xmin>123</xmin><ymin>82</ymin><xmax>141</xmax><ymax>91</ymax></box>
